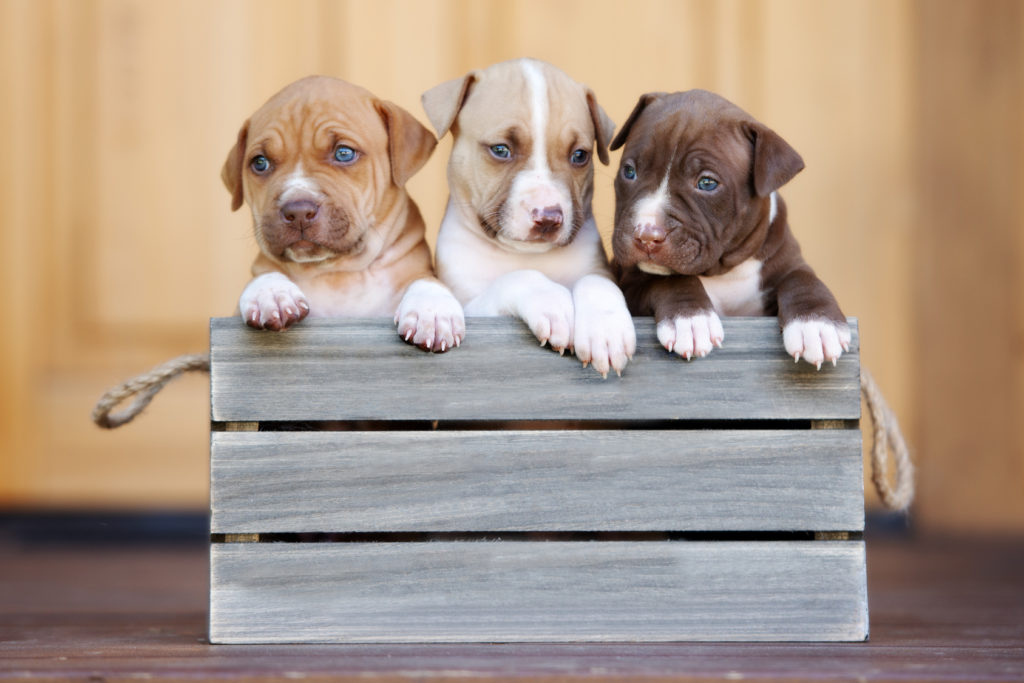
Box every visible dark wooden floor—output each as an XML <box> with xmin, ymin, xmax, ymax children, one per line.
<box><xmin>1</xmin><ymin>530</ymin><xmax>1022</xmax><ymax>681</ymax></box>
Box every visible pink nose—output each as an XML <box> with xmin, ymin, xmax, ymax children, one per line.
<box><xmin>280</xmin><ymin>200</ymin><xmax>320</xmax><ymax>226</ymax></box>
<box><xmin>635</xmin><ymin>223</ymin><xmax>667</xmax><ymax>249</ymax></box>
<box><xmin>531</xmin><ymin>205</ymin><xmax>563</xmax><ymax>234</ymax></box>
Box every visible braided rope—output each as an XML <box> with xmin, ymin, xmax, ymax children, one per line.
<box><xmin>91</xmin><ymin>353</ymin><xmax>210</xmax><ymax>429</ymax></box>
<box><xmin>860</xmin><ymin>366</ymin><xmax>915</xmax><ymax>511</ymax></box>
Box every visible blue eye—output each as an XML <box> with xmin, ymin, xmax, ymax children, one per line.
<box><xmin>570</xmin><ymin>149</ymin><xmax>590</xmax><ymax>166</ymax></box>
<box><xmin>250</xmin><ymin>155</ymin><xmax>271</xmax><ymax>174</ymax></box>
<box><xmin>622</xmin><ymin>163</ymin><xmax>637</xmax><ymax>181</ymax></box>
<box><xmin>334</xmin><ymin>146</ymin><xmax>357</xmax><ymax>164</ymax></box>
<box><xmin>489</xmin><ymin>144</ymin><xmax>512</xmax><ymax>160</ymax></box>
<box><xmin>697</xmin><ymin>176</ymin><xmax>719</xmax><ymax>191</ymax></box>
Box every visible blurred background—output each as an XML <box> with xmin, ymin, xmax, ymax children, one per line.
<box><xmin>0</xmin><ymin>0</ymin><xmax>1020</xmax><ymax>534</ymax></box>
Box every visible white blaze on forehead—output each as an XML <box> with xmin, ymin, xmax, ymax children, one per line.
<box><xmin>278</xmin><ymin>161</ymin><xmax>323</xmax><ymax>204</ymax></box>
<box><xmin>499</xmin><ymin>59</ymin><xmax>574</xmax><ymax>246</ymax></box>
<box><xmin>522</xmin><ymin>60</ymin><xmax>549</xmax><ymax>173</ymax></box>
<box><xmin>632</xmin><ymin>169</ymin><xmax>671</xmax><ymax>229</ymax></box>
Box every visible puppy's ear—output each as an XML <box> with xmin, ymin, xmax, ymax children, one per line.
<box><xmin>746</xmin><ymin>122</ymin><xmax>805</xmax><ymax>197</ymax></box>
<box><xmin>421</xmin><ymin>72</ymin><xmax>478</xmax><ymax>138</ymax></box>
<box><xmin>585</xmin><ymin>89</ymin><xmax>616</xmax><ymax>165</ymax></box>
<box><xmin>375</xmin><ymin>99</ymin><xmax>438</xmax><ymax>187</ymax></box>
<box><xmin>221</xmin><ymin>120</ymin><xmax>249</xmax><ymax>212</ymax></box>
<box><xmin>609</xmin><ymin>92</ymin><xmax>666</xmax><ymax>151</ymax></box>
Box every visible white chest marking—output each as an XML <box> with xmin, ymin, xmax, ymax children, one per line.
<box><xmin>699</xmin><ymin>258</ymin><xmax>765</xmax><ymax>316</ymax></box>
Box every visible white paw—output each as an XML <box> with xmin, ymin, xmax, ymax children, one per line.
<box><xmin>782</xmin><ymin>317</ymin><xmax>851</xmax><ymax>369</ymax></box>
<box><xmin>395</xmin><ymin>279</ymin><xmax>466</xmax><ymax>353</ymax></box>
<box><xmin>572</xmin><ymin>275</ymin><xmax>636</xmax><ymax>378</ymax></box>
<box><xmin>518</xmin><ymin>281</ymin><xmax>575</xmax><ymax>353</ymax></box>
<box><xmin>657</xmin><ymin>311</ymin><xmax>724</xmax><ymax>360</ymax></box>
<box><xmin>239</xmin><ymin>272</ymin><xmax>309</xmax><ymax>331</ymax></box>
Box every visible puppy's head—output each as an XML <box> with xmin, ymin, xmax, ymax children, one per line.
<box><xmin>422</xmin><ymin>58</ymin><xmax>614</xmax><ymax>253</ymax></box>
<box><xmin>222</xmin><ymin>76</ymin><xmax>436</xmax><ymax>267</ymax></box>
<box><xmin>610</xmin><ymin>90</ymin><xmax>804</xmax><ymax>275</ymax></box>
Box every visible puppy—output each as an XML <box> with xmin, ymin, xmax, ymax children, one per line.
<box><xmin>222</xmin><ymin>75</ymin><xmax>464</xmax><ymax>351</ymax></box>
<box><xmin>611</xmin><ymin>90</ymin><xmax>850</xmax><ymax>368</ymax></box>
<box><xmin>421</xmin><ymin>58</ymin><xmax>635</xmax><ymax>377</ymax></box>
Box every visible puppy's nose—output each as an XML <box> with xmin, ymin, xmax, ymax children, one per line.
<box><xmin>635</xmin><ymin>223</ymin><xmax>667</xmax><ymax>250</ymax></box>
<box><xmin>531</xmin><ymin>205</ymin><xmax>563</xmax><ymax>234</ymax></box>
<box><xmin>280</xmin><ymin>200</ymin><xmax>320</xmax><ymax>226</ymax></box>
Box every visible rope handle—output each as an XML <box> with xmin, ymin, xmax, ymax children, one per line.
<box><xmin>91</xmin><ymin>353</ymin><xmax>210</xmax><ymax>429</ymax></box>
<box><xmin>92</xmin><ymin>352</ymin><xmax>914</xmax><ymax>510</ymax></box>
<box><xmin>860</xmin><ymin>367</ymin><xmax>915</xmax><ymax>511</ymax></box>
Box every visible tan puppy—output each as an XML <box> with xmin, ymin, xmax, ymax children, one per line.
<box><xmin>422</xmin><ymin>59</ymin><xmax>635</xmax><ymax>376</ymax></box>
<box><xmin>222</xmin><ymin>75</ymin><xmax>464</xmax><ymax>351</ymax></box>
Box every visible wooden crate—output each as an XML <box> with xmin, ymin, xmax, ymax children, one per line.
<box><xmin>208</xmin><ymin>316</ymin><xmax>866</xmax><ymax>643</ymax></box>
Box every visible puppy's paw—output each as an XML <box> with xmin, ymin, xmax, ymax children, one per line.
<box><xmin>395</xmin><ymin>279</ymin><xmax>466</xmax><ymax>353</ymax></box>
<box><xmin>782</xmin><ymin>317</ymin><xmax>851</xmax><ymax>369</ymax></box>
<box><xmin>572</xmin><ymin>275</ymin><xmax>636</xmax><ymax>378</ymax></box>
<box><xmin>239</xmin><ymin>272</ymin><xmax>310</xmax><ymax>331</ymax></box>
<box><xmin>519</xmin><ymin>282</ymin><xmax>575</xmax><ymax>354</ymax></box>
<box><xmin>657</xmin><ymin>310</ymin><xmax>724</xmax><ymax>360</ymax></box>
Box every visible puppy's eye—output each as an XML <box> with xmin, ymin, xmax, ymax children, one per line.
<box><xmin>697</xmin><ymin>176</ymin><xmax>719</xmax><ymax>191</ymax></box>
<box><xmin>489</xmin><ymin>144</ymin><xmax>512</xmax><ymax>160</ymax></box>
<box><xmin>334</xmin><ymin>146</ymin><xmax>358</xmax><ymax>164</ymax></box>
<box><xmin>250</xmin><ymin>155</ymin><xmax>271</xmax><ymax>174</ymax></box>
<box><xmin>570</xmin><ymin>149</ymin><xmax>590</xmax><ymax>166</ymax></box>
<box><xmin>622</xmin><ymin>163</ymin><xmax>637</xmax><ymax>181</ymax></box>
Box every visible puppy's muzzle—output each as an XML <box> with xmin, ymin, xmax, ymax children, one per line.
<box><xmin>529</xmin><ymin>205</ymin><xmax>564</xmax><ymax>239</ymax></box>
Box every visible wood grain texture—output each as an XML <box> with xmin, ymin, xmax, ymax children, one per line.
<box><xmin>210</xmin><ymin>317</ymin><xmax>860</xmax><ymax>423</ymax></box>
<box><xmin>210</xmin><ymin>429</ymin><xmax>863</xmax><ymax>533</ymax></box>
<box><xmin>209</xmin><ymin>540</ymin><xmax>868</xmax><ymax>643</ymax></box>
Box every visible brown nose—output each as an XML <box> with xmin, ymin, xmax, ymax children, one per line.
<box><xmin>634</xmin><ymin>223</ymin><xmax>667</xmax><ymax>250</ymax></box>
<box><xmin>280</xmin><ymin>200</ymin><xmax>320</xmax><ymax>226</ymax></box>
<box><xmin>531</xmin><ymin>206</ymin><xmax>563</xmax><ymax>234</ymax></box>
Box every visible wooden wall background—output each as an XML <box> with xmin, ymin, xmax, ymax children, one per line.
<box><xmin>1</xmin><ymin>0</ymin><xmax>1021</xmax><ymax>532</ymax></box>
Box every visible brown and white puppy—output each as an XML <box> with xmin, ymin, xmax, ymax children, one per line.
<box><xmin>611</xmin><ymin>90</ymin><xmax>849</xmax><ymax>368</ymax></box>
<box><xmin>222</xmin><ymin>75</ymin><xmax>464</xmax><ymax>351</ymax></box>
<box><xmin>422</xmin><ymin>58</ymin><xmax>635</xmax><ymax>376</ymax></box>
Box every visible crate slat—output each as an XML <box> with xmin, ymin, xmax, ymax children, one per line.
<box><xmin>211</xmin><ymin>429</ymin><xmax>863</xmax><ymax>533</ymax></box>
<box><xmin>210</xmin><ymin>317</ymin><xmax>860</xmax><ymax>423</ymax></box>
<box><xmin>209</xmin><ymin>540</ymin><xmax>868</xmax><ymax>643</ymax></box>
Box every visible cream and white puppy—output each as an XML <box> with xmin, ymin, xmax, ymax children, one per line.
<box><xmin>222</xmin><ymin>75</ymin><xmax>464</xmax><ymax>351</ymax></box>
<box><xmin>422</xmin><ymin>59</ymin><xmax>635</xmax><ymax>376</ymax></box>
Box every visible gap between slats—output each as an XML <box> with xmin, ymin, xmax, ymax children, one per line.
<box><xmin>211</xmin><ymin>419</ymin><xmax>859</xmax><ymax>432</ymax></box>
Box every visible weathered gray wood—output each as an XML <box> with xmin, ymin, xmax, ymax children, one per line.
<box><xmin>209</xmin><ymin>540</ymin><xmax>868</xmax><ymax>643</ymax></box>
<box><xmin>211</xmin><ymin>429</ymin><xmax>863</xmax><ymax>533</ymax></box>
<box><xmin>209</xmin><ymin>317</ymin><xmax>860</xmax><ymax>422</ymax></box>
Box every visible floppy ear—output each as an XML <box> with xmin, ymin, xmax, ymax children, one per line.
<box><xmin>221</xmin><ymin>120</ymin><xmax>249</xmax><ymax>212</ymax></box>
<box><xmin>421</xmin><ymin>72</ymin><xmax>478</xmax><ymax>138</ymax></box>
<box><xmin>609</xmin><ymin>92</ymin><xmax>666</xmax><ymax>151</ymax></box>
<box><xmin>375</xmin><ymin>99</ymin><xmax>438</xmax><ymax>187</ymax></box>
<box><xmin>745</xmin><ymin>122</ymin><xmax>805</xmax><ymax>197</ymax></box>
<box><xmin>585</xmin><ymin>88</ymin><xmax>615</xmax><ymax>165</ymax></box>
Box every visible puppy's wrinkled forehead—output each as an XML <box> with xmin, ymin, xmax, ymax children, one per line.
<box><xmin>246</xmin><ymin>77</ymin><xmax>385</xmax><ymax>159</ymax></box>
<box><xmin>627</xmin><ymin>91</ymin><xmax>753</xmax><ymax>173</ymax></box>
<box><xmin>459</xmin><ymin>60</ymin><xmax>592</xmax><ymax>144</ymax></box>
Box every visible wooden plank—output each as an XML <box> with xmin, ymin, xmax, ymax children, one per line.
<box><xmin>209</xmin><ymin>317</ymin><xmax>860</xmax><ymax>423</ymax></box>
<box><xmin>209</xmin><ymin>540</ymin><xmax>868</xmax><ymax>643</ymax></box>
<box><xmin>211</xmin><ymin>429</ymin><xmax>863</xmax><ymax>533</ymax></box>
